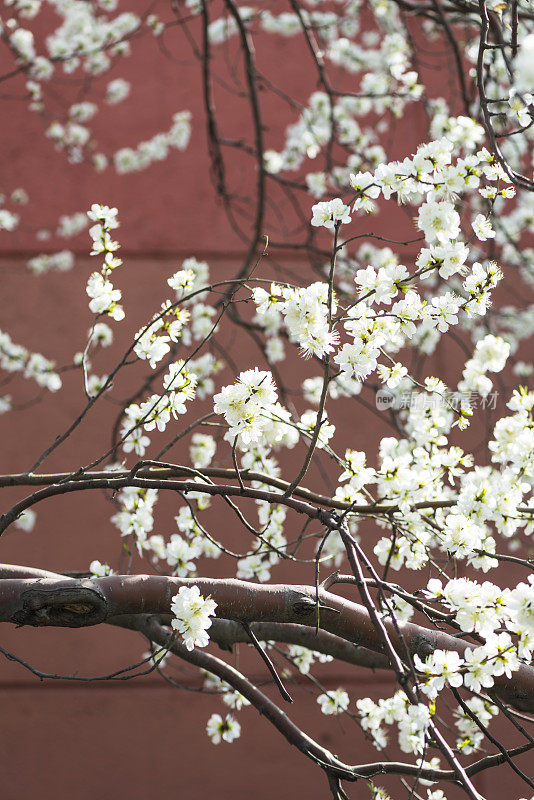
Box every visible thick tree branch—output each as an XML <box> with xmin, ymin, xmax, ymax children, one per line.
<box><xmin>208</xmin><ymin>619</ymin><xmax>390</xmax><ymax>670</ymax></box>
<box><xmin>0</xmin><ymin>572</ymin><xmax>532</xmax><ymax>714</ymax></box>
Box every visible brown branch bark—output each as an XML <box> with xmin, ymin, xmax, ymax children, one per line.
<box><xmin>0</xmin><ymin>571</ymin><xmax>532</xmax><ymax>714</ymax></box>
<box><xmin>0</xmin><ymin>466</ymin><xmax>459</xmax><ymax>513</ymax></box>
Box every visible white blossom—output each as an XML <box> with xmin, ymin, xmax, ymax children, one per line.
<box><xmin>206</xmin><ymin>713</ymin><xmax>241</xmax><ymax>744</ymax></box>
<box><xmin>317</xmin><ymin>689</ymin><xmax>350</xmax><ymax>715</ymax></box>
<box><xmin>170</xmin><ymin>585</ymin><xmax>217</xmax><ymax>651</ymax></box>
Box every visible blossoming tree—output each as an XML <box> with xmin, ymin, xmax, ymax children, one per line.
<box><xmin>1</xmin><ymin>0</ymin><xmax>534</xmax><ymax>798</ymax></box>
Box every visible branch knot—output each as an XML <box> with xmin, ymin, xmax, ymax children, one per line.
<box><xmin>11</xmin><ymin>583</ymin><xmax>108</xmax><ymax>628</ymax></box>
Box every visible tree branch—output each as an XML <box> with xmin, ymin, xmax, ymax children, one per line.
<box><xmin>0</xmin><ymin>571</ymin><xmax>532</xmax><ymax>714</ymax></box>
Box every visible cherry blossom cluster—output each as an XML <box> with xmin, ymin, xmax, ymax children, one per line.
<box><xmin>0</xmin><ymin>330</ymin><xmax>61</xmax><ymax>392</ymax></box>
<box><xmin>285</xmin><ymin>645</ymin><xmax>333</xmax><ymax>675</ymax></box>
<box><xmin>158</xmin><ymin>497</ymin><xmax>223</xmax><ymax>576</ymax></box>
<box><xmin>27</xmin><ymin>250</ymin><xmax>74</xmax><ymax>275</ymax></box>
<box><xmin>56</xmin><ymin>212</ymin><xmax>89</xmax><ymax>238</ymax></box>
<box><xmin>262</xmin><ymin>11</ymin><xmax>423</xmax><ymax>179</ymax></box>
<box><xmin>111</xmin><ymin>486</ymin><xmax>158</xmax><ymax>556</ymax></box>
<box><xmin>1</xmin><ymin>1</ymin><xmax>194</xmax><ymax>173</ymax></box>
<box><xmin>317</xmin><ymin>689</ymin><xmax>350</xmax><ymax>716</ymax></box>
<box><xmin>5</xmin><ymin>1</ymin><xmax>138</xmax><ymax>81</ymax></box>
<box><xmin>236</xmin><ymin>503</ymin><xmax>288</xmax><ymax>583</ymax></box>
<box><xmin>252</xmin><ymin>141</ymin><xmax>513</xmax><ymax>423</ymax></box>
<box><xmin>170</xmin><ymin>585</ymin><xmax>217</xmax><ymax>651</ymax></box>
<box><xmin>0</xmin><ymin>208</ymin><xmax>19</xmax><ymax>233</ymax></box>
<box><xmin>201</xmin><ymin>671</ymin><xmax>250</xmax><ymax>744</ymax></box>
<box><xmin>213</xmin><ymin>368</ymin><xmax>280</xmax><ymax>447</ymax></box>
<box><xmin>114</xmin><ymin>111</ymin><xmax>191</xmax><ymax>174</ymax></box>
<box><xmin>121</xmin><ymin>360</ymin><xmax>198</xmax><ymax>457</ymax></box>
<box><xmin>252</xmin><ymin>282</ymin><xmax>338</xmax><ymax>359</ymax></box>
<box><xmin>85</xmin><ymin>204</ymin><xmax>124</xmax><ymax>322</ymax></box>
<box><xmin>425</xmin><ymin>575</ymin><xmax>534</xmax><ymax>660</ymax></box>
<box><xmin>202</xmin><ymin>670</ymin><xmax>250</xmax><ymax>712</ymax></box>
<box><xmin>357</xmin><ymin>691</ymin><xmax>432</xmax><ymax>755</ymax></box>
